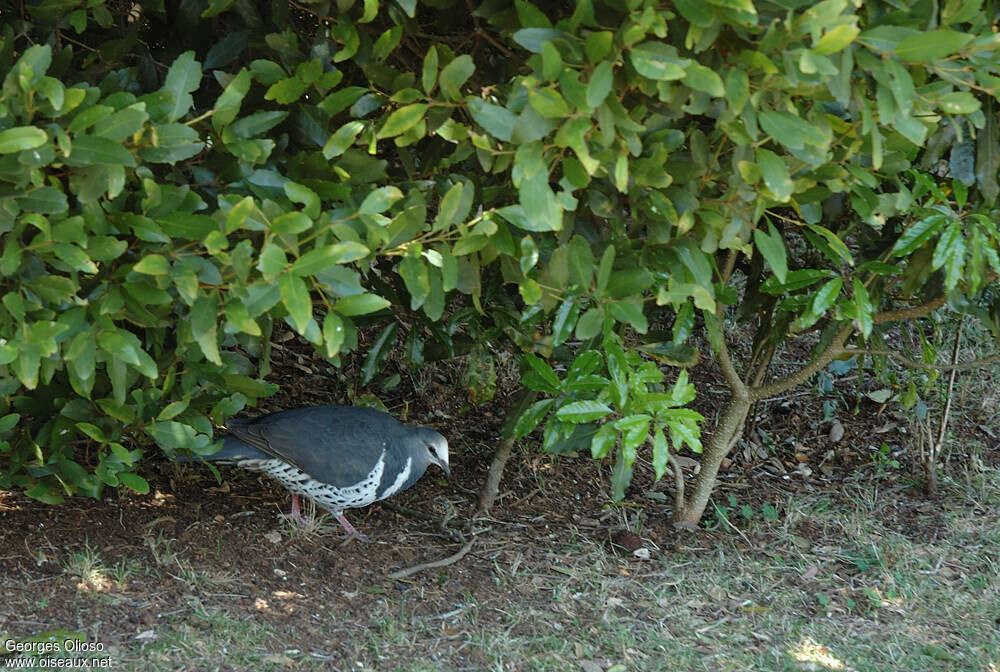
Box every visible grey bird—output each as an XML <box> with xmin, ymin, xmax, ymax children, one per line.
<box><xmin>199</xmin><ymin>406</ymin><xmax>450</xmax><ymax>540</ymax></box>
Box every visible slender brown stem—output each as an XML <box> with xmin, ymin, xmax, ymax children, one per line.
<box><xmin>665</xmin><ymin>449</ymin><xmax>686</xmax><ymax>517</ymax></box>
<box><xmin>928</xmin><ymin>315</ymin><xmax>965</xmax><ymax>496</ymax></box>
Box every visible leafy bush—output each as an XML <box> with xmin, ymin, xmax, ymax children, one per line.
<box><xmin>1</xmin><ymin>1</ymin><xmax>998</xmax><ymax>522</ymax></box>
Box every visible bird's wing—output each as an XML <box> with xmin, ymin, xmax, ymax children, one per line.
<box><xmin>226</xmin><ymin>409</ymin><xmax>395</xmax><ymax>488</ymax></box>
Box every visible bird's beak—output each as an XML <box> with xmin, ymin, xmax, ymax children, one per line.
<box><xmin>438</xmin><ymin>459</ymin><xmax>451</xmax><ymax>478</ymax></box>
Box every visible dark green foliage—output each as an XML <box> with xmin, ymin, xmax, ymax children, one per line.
<box><xmin>1</xmin><ymin>0</ymin><xmax>998</xmax><ymax>506</ymax></box>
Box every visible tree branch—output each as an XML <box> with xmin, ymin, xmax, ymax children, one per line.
<box><xmin>841</xmin><ymin>347</ymin><xmax>1000</xmax><ymax>371</ymax></box>
<box><xmin>387</xmin><ymin>538</ymin><xmax>476</xmax><ymax>580</ymax></box>
<box><xmin>665</xmin><ymin>449</ymin><xmax>686</xmax><ymax>516</ymax></box>
<box><xmin>873</xmin><ymin>294</ymin><xmax>947</xmax><ymax>324</ymax></box>
<box><xmin>751</xmin><ymin>294</ymin><xmax>957</xmax><ymax>400</ymax></box>
<box><xmin>752</xmin><ymin>324</ymin><xmax>852</xmax><ymax>399</ymax></box>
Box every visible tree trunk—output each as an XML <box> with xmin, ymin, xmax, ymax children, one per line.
<box><xmin>477</xmin><ymin>435</ymin><xmax>515</xmax><ymax>515</ymax></box>
<box><xmin>673</xmin><ymin>393</ymin><xmax>752</xmax><ymax>525</ymax></box>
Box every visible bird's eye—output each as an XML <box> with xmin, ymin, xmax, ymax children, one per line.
<box><xmin>427</xmin><ymin>445</ymin><xmax>435</xmax><ymax>455</ymax></box>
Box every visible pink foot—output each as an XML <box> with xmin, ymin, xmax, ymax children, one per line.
<box><xmin>335</xmin><ymin>513</ymin><xmax>370</xmax><ymax>542</ymax></box>
<box><xmin>280</xmin><ymin>494</ymin><xmax>307</xmax><ymax>526</ymax></box>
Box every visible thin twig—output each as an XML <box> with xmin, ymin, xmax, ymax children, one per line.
<box><xmin>665</xmin><ymin>449</ymin><xmax>686</xmax><ymax>516</ymax></box>
<box><xmin>928</xmin><ymin>315</ymin><xmax>964</xmax><ymax>496</ymax></box>
<box><xmin>387</xmin><ymin>538</ymin><xmax>475</xmax><ymax>580</ymax></box>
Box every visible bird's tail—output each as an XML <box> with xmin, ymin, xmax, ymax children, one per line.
<box><xmin>174</xmin><ymin>435</ymin><xmax>267</xmax><ymax>463</ymax></box>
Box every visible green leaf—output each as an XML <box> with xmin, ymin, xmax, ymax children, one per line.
<box><xmin>811</xmin><ymin>277</ymin><xmax>843</xmax><ymax>314</ymax></box>
<box><xmin>556</xmin><ymin>400</ymin><xmax>612</xmax><ymax>423</ymax></box>
<box><xmin>378</xmin><ymin>103</ymin><xmax>427</xmax><ymax>139</ymax></box>
<box><xmin>360</xmin><ymin>321</ymin><xmax>398</xmax><ymax>385</ymax></box>
<box><xmin>138</xmin><ymin>123</ymin><xmax>203</xmax><ymax>164</ymax></box>
<box><xmin>422</xmin><ymin>45</ymin><xmax>438</xmax><ymax>94</ymax></box>
<box><xmin>360</xmin><ymin>186</ymin><xmax>403</xmax><ymax>215</ymax></box>
<box><xmin>147</xmin><ymin>420</ymin><xmax>201</xmax><ymax>450</ymax></box>
<box><xmin>64</xmin><ymin>135</ymin><xmax>135</xmax><ymax>166</ymax></box>
<box><xmin>118</xmin><ymin>472</ymin><xmax>150</xmax><ymax>494</ymax></box>
<box><xmin>853</xmin><ymin>278</ymin><xmax>873</xmax><ymax>338</ymax></box>
<box><xmin>725</xmin><ymin>69</ymin><xmax>750</xmax><ymax>114</ymax></box>
<box><xmin>629</xmin><ymin>42</ymin><xmax>686</xmax><ymax>81</ymax></box>
<box><xmin>373</xmin><ymin>25</ymin><xmax>403</xmax><ymax>61</ymax></box>
<box><xmin>18</xmin><ymin>187</ymin><xmax>68</xmax><ymax>214</ymax></box>
<box><xmin>163</xmin><ymin>51</ymin><xmax>201</xmax><ymax>122</ymax></box>
<box><xmin>586</xmin><ymin>61</ymin><xmax>614</xmax><ymax>107</ymax></box>
<box><xmin>133</xmin><ymin>254</ymin><xmax>170</xmax><ymax>275</ymax></box>
<box><xmin>279</xmin><ymin>274</ymin><xmax>312</xmax><ymax>334</ymax></box>
<box><xmin>434</xmin><ymin>182</ymin><xmax>466</xmax><ymax>230</ymax></box>
<box><xmin>891</xmin><ymin>214</ymin><xmax>945</xmax><ymax>257</ymax></box>
<box><xmin>291</xmin><ymin>242</ymin><xmax>370</xmax><ymax>276</ymax></box>
<box><xmin>754</xmin><ymin>224</ymin><xmax>788</xmax><ymax>284</ymax></box>
<box><xmin>322</xmin><ymin>312</ymin><xmax>345</xmax><ymax>358</ymax></box>
<box><xmin>265</xmin><ymin>77</ymin><xmax>309</xmax><ymax>104</ymax></box>
<box><xmin>585</xmin><ymin>31</ymin><xmax>614</xmax><ymax>63</ymax></box>
<box><xmin>682</xmin><ymin>63</ymin><xmax>725</xmax><ymax>97</ymax></box>
<box><xmin>894</xmin><ymin>29</ymin><xmax>973</xmax><ymax>63</ymax></box>
<box><xmin>512</xmin><ymin>28</ymin><xmax>569</xmax><ymax>53</ymax></box>
<box><xmin>467</xmin><ymin>98</ymin><xmax>517</xmax><ymax>141</ymax></box>
<box><xmin>334</xmin><ymin>293</ymin><xmax>390</xmax><ymax>316</ymax></box>
<box><xmin>937</xmin><ymin>91</ymin><xmax>980</xmax><ymax>115</ymax></box>
<box><xmin>759</xmin><ymin>110</ymin><xmax>827</xmax><ymax>151</ymax></box>
<box><xmin>814</xmin><ymin>25</ymin><xmax>859</xmax><ymax>55</ymax></box>
<box><xmin>528</xmin><ymin>89</ymin><xmax>570</xmax><ymax>118</ymax></box>
<box><xmin>52</xmin><ymin>243</ymin><xmax>97</xmax><ymax>274</ymax></box>
<box><xmin>0</xmin><ymin>413</ymin><xmax>21</xmax><ymax>433</ymax></box>
<box><xmin>93</xmin><ymin>105</ymin><xmax>148</xmax><ymax>142</ymax></box>
<box><xmin>652</xmin><ymin>428</ymin><xmax>670</xmax><ymax>481</ymax></box>
<box><xmin>212</xmin><ymin>68</ymin><xmax>252</xmax><ymax>129</ymax></box>
<box><xmin>222</xmin><ymin>374</ymin><xmax>278</xmax><ymax>399</ymax></box>
<box><xmin>257</xmin><ymin>241</ymin><xmax>287</xmax><ymax>280</ymax></box>
<box><xmin>323</xmin><ymin>121</ymin><xmax>365</xmax><ymax>159</ymax></box>
<box><xmin>271</xmin><ymin>211</ymin><xmax>313</xmax><ymax>235</ymax></box>
<box><xmin>224</xmin><ymin>301</ymin><xmax>261</xmax><ymax>336</ymax></box>
<box><xmin>522</xmin><ymin>353</ymin><xmax>561</xmax><ymax>393</ymax></box>
<box><xmin>318</xmin><ymin>86</ymin><xmax>367</xmax><ymax>116</ymax></box>
<box><xmin>605</xmin><ymin>269</ymin><xmax>653</xmax><ymax>298</ymax></box>
<box><xmin>805</xmin><ymin>223</ymin><xmax>853</xmax><ymax>266</ymax></box>
<box><xmin>0</xmin><ymin>126</ymin><xmax>48</xmax><ymax>153</ymax></box>
<box><xmin>590</xmin><ymin>423</ymin><xmax>617</xmax><ymax>459</ymax></box>
<box><xmin>551</xmin><ymin>298</ymin><xmax>580</xmax><ymax>346</ymax></box>
<box><xmin>755</xmin><ymin>148</ymin><xmax>793</xmax><ymax>202</ymax></box>
<box><xmin>575</xmin><ymin>307</ymin><xmax>603</xmax><ymax>340</ymax></box>
<box><xmin>513</xmin><ymin>398</ymin><xmax>556</xmax><ymax>439</ymax></box>
<box><xmin>399</xmin><ymin>253</ymin><xmax>430</xmax><ymax>309</ymax></box>
<box><xmin>190</xmin><ymin>294</ymin><xmax>222</xmax><ymax>365</ymax></box>
<box><xmin>439</xmin><ymin>55</ymin><xmax>475</xmax><ymax>100</ymax></box>
<box><xmin>202</xmin><ymin>0</ymin><xmax>236</xmax><ymax>17</ymax></box>
<box><xmin>205</xmin><ymin>30</ymin><xmax>247</xmax><ymax>69</ymax></box>
<box><xmin>615</xmin><ymin>414</ymin><xmax>651</xmax><ymax>453</ymax></box>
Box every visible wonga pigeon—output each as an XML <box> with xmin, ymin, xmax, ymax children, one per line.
<box><xmin>198</xmin><ymin>406</ymin><xmax>450</xmax><ymax>540</ymax></box>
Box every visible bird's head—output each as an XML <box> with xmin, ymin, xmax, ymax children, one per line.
<box><xmin>417</xmin><ymin>428</ymin><xmax>450</xmax><ymax>477</ymax></box>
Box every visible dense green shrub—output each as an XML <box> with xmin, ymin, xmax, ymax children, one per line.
<box><xmin>1</xmin><ymin>1</ymin><xmax>998</xmax><ymax>521</ymax></box>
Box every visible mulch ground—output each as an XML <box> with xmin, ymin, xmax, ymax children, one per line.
<box><xmin>1</xmin><ymin>326</ymin><xmax>996</xmax><ymax>666</ymax></box>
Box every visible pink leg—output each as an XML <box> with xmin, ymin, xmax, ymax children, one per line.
<box><xmin>280</xmin><ymin>494</ymin><xmax>307</xmax><ymax>525</ymax></box>
<box><xmin>335</xmin><ymin>513</ymin><xmax>370</xmax><ymax>542</ymax></box>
